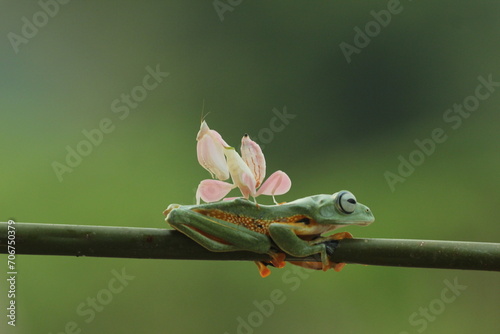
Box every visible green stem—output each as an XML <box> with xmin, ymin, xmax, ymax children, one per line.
<box><xmin>1</xmin><ymin>222</ymin><xmax>499</xmax><ymax>271</ymax></box>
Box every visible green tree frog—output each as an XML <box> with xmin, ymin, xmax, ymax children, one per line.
<box><xmin>164</xmin><ymin>191</ymin><xmax>374</xmax><ymax>277</ymax></box>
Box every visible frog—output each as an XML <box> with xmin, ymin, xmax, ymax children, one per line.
<box><xmin>164</xmin><ymin>190</ymin><xmax>375</xmax><ymax>277</ymax></box>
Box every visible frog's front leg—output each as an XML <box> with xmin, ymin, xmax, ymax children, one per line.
<box><xmin>268</xmin><ymin>223</ymin><xmax>331</xmax><ymax>271</ymax></box>
<box><xmin>166</xmin><ymin>206</ymin><xmax>272</xmax><ymax>254</ymax></box>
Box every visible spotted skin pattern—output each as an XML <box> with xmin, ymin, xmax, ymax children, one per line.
<box><xmin>194</xmin><ymin>209</ymin><xmax>311</xmax><ymax>236</ymax></box>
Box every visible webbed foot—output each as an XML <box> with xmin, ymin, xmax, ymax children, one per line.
<box><xmin>254</xmin><ymin>252</ymin><xmax>286</xmax><ymax>277</ymax></box>
<box><xmin>292</xmin><ymin>232</ymin><xmax>352</xmax><ymax>272</ymax></box>
<box><xmin>255</xmin><ymin>261</ymin><xmax>272</xmax><ymax>278</ymax></box>
<box><xmin>328</xmin><ymin>231</ymin><xmax>353</xmax><ymax>240</ymax></box>
<box><xmin>321</xmin><ymin>232</ymin><xmax>352</xmax><ymax>271</ymax></box>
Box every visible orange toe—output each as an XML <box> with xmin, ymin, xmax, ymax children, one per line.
<box><xmin>269</xmin><ymin>252</ymin><xmax>286</xmax><ymax>268</ymax></box>
<box><xmin>333</xmin><ymin>262</ymin><xmax>346</xmax><ymax>272</ymax></box>
<box><xmin>255</xmin><ymin>261</ymin><xmax>271</xmax><ymax>278</ymax></box>
<box><xmin>329</xmin><ymin>232</ymin><xmax>353</xmax><ymax>240</ymax></box>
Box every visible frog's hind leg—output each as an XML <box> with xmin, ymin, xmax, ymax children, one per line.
<box><xmin>173</xmin><ymin>221</ymin><xmax>237</xmax><ymax>252</ymax></box>
<box><xmin>166</xmin><ymin>207</ymin><xmax>272</xmax><ymax>254</ymax></box>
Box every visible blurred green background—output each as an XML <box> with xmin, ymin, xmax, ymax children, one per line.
<box><xmin>1</xmin><ymin>1</ymin><xmax>499</xmax><ymax>333</ymax></box>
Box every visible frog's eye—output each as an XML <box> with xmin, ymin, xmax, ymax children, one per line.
<box><xmin>337</xmin><ymin>191</ymin><xmax>357</xmax><ymax>214</ymax></box>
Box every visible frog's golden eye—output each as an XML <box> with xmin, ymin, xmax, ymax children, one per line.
<box><xmin>337</xmin><ymin>191</ymin><xmax>357</xmax><ymax>214</ymax></box>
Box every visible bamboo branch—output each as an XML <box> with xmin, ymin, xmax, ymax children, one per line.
<box><xmin>1</xmin><ymin>222</ymin><xmax>499</xmax><ymax>271</ymax></box>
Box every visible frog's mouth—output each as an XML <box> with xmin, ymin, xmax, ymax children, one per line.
<box><xmin>355</xmin><ymin>220</ymin><xmax>374</xmax><ymax>226</ymax></box>
<box><xmin>279</xmin><ymin>214</ymin><xmax>374</xmax><ymax>236</ymax></box>
<box><xmin>293</xmin><ymin>219</ymin><xmax>374</xmax><ymax>238</ymax></box>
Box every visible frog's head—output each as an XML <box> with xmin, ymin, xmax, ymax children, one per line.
<box><xmin>310</xmin><ymin>191</ymin><xmax>375</xmax><ymax>228</ymax></box>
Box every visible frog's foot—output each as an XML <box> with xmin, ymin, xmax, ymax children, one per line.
<box><xmin>332</xmin><ymin>262</ymin><xmax>346</xmax><ymax>272</ymax></box>
<box><xmin>288</xmin><ymin>261</ymin><xmax>322</xmax><ymax>270</ymax></box>
<box><xmin>328</xmin><ymin>231</ymin><xmax>353</xmax><ymax>240</ymax></box>
<box><xmin>286</xmin><ymin>253</ymin><xmax>342</xmax><ymax>272</ymax></box>
<box><xmin>326</xmin><ymin>232</ymin><xmax>352</xmax><ymax>270</ymax></box>
<box><xmin>286</xmin><ymin>260</ymin><xmax>345</xmax><ymax>272</ymax></box>
<box><xmin>305</xmin><ymin>233</ymin><xmax>351</xmax><ymax>272</ymax></box>
<box><xmin>320</xmin><ymin>232</ymin><xmax>352</xmax><ymax>271</ymax></box>
<box><xmin>308</xmin><ymin>231</ymin><xmax>353</xmax><ymax>246</ymax></box>
<box><xmin>317</xmin><ymin>258</ymin><xmax>345</xmax><ymax>271</ymax></box>
<box><xmin>269</xmin><ymin>251</ymin><xmax>286</xmax><ymax>268</ymax></box>
<box><xmin>254</xmin><ymin>252</ymin><xmax>286</xmax><ymax>278</ymax></box>
<box><xmin>255</xmin><ymin>261</ymin><xmax>272</xmax><ymax>278</ymax></box>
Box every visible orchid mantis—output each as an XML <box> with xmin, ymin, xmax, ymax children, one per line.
<box><xmin>195</xmin><ymin>121</ymin><xmax>291</xmax><ymax>204</ymax></box>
